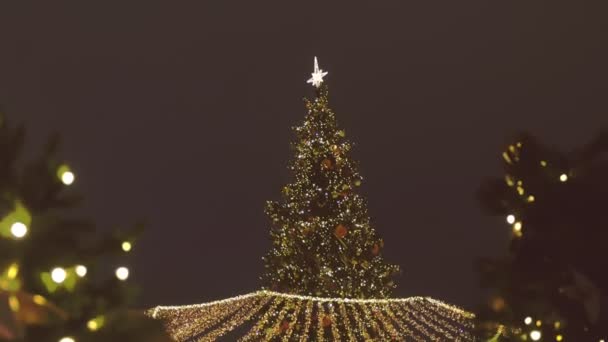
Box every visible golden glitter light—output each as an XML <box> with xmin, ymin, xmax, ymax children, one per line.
<box><xmin>148</xmin><ymin>290</ymin><xmax>475</xmax><ymax>341</ymax></box>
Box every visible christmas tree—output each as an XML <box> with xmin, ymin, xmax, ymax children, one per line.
<box><xmin>476</xmin><ymin>132</ymin><xmax>608</xmax><ymax>341</ymax></box>
<box><xmin>0</xmin><ymin>109</ymin><xmax>168</xmax><ymax>341</ymax></box>
<box><xmin>148</xmin><ymin>58</ymin><xmax>475</xmax><ymax>341</ymax></box>
<box><xmin>261</xmin><ymin>57</ymin><xmax>399</xmax><ymax>299</ymax></box>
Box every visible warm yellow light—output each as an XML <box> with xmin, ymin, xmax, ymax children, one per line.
<box><xmin>87</xmin><ymin>319</ymin><xmax>99</xmax><ymax>331</ymax></box>
<box><xmin>10</xmin><ymin>222</ymin><xmax>28</xmax><ymax>239</ymax></box>
<box><xmin>61</xmin><ymin>171</ymin><xmax>75</xmax><ymax>185</ymax></box>
<box><xmin>536</xmin><ymin>320</ymin><xmax>542</xmax><ymax>327</ymax></box>
<box><xmin>540</xmin><ymin>160</ymin><xmax>547</xmax><ymax>167</ymax></box>
<box><xmin>554</xmin><ymin>321</ymin><xmax>561</xmax><ymax>329</ymax></box>
<box><xmin>556</xmin><ymin>334</ymin><xmax>563</xmax><ymax>341</ymax></box>
<box><xmin>75</xmin><ymin>265</ymin><xmax>87</xmax><ymax>277</ymax></box>
<box><xmin>7</xmin><ymin>263</ymin><xmax>19</xmax><ymax>279</ymax></box>
<box><xmin>530</xmin><ymin>330</ymin><xmax>542</xmax><ymax>341</ymax></box>
<box><xmin>115</xmin><ymin>267</ymin><xmax>129</xmax><ymax>281</ymax></box>
<box><xmin>517</xmin><ymin>186</ymin><xmax>525</xmax><ymax>195</ymax></box>
<box><xmin>527</xmin><ymin>195</ymin><xmax>535</xmax><ymax>203</ymax></box>
<box><xmin>122</xmin><ymin>241</ymin><xmax>132</xmax><ymax>252</ymax></box>
<box><xmin>559</xmin><ymin>174</ymin><xmax>568</xmax><ymax>182</ymax></box>
<box><xmin>59</xmin><ymin>337</ymin><xmax>75</xmax><ymax>342</ymax></box>
<box><xmin>51</xmin><ymin>267</ymin><xmax>67</xmax><ymax>284</ymax></box>
<box><xmin>513</xmin><ymin>222</ymin><xmax>523</xmax><ymax>237</ymax></box>
<box><xmin>524</xmin><ymin>316</ymin><xmax>533</xmax><ymax>325</ymax></box>
<box><xmin>507</xmin><ymin>215</ymin><xmax>516</xmax><ymax>224</ymax></box>
<box><xmin>8</xmin><ymin>295</ymin><xmax>19</xmax><ymax>312</ymax></box>
<box><xmin>33</xmin><ymin>295</ymin><xmax>47</xmax><ymax>305</ymax></box>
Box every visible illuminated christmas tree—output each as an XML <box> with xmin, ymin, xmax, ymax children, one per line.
<box><xmin>476</xmin><ymin>133</ymin><xmax>608</xmax><ymax>341</ymax></box>
<box><xmin>261</xmin><ymin>57</ymin><xmax>400</xmax><ymax>299</ymax></box>
<box><xmin>148</xmin><ymin>58</ymin><xmax>475</xmax><ymax>341</ymax></box>
<box><xmin>0</xmin><ymin>109</ymin><xmax>168</xmax><ymax>341</ymax></box>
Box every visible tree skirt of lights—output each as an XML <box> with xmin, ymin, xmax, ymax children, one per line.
<box><xmin>147</xmin><ymin>290</ymin><xmax>475</xmax><ymax>341</ymax></box>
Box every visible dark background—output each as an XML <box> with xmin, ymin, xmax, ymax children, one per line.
<box><xmin>1</xmin><ymin>2</ymin><xmax>607</xmax><ymax>311</ymax></box>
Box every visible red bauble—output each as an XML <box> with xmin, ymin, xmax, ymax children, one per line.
<box><xmin>334</xmin><ymin>224</ymin><xmax>348</xmax><ymax>239</ymax></box>
<box><xmin>371</xmin><ymin>243</ymin><xmax>380</xmax><ymax>256</ymax></box>
<box><xmin>322</xmin><ymin>315</ymin><xmax>332</xmax><ymax>327</ymax></box>
<box><xmin>280</xmin><ymin>320</ymin><xmax>290</xmax><ymax>332</ymax></box>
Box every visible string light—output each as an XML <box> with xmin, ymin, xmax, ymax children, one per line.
<box><xmin>524</xmin><ymin>316</ymin><xmax>533</xmax><ymax>325</ymax></box>
<box><xmin>10</xmin><ymin>222</ymin><xmax>27</xmax><ymax>239</ymax></box>
<box><xmin>51</xmin><ymin>267</ymin><xmax>67</xmax><ymax>284</ymax></box>
<box><xmin>507</xmin><ymin>215</ymin><xmax>516</xmax><ymax>224</ymax></box>
<box><xmin>115</xmin><ymin>266</ymin><xmax>129</xmax><ymax>281</ymax></box>
<box><xmin>560</xmin><ymin>173</ymin><xmax>568</xmax><ymax>182</ymax></box>
<box><xmin>148</xmin><ymin>290</ymin><xmax>474</xmax><ymax>341</ymax></box>
<box><xmin>122</xmin><ymin>241</ymin><xmax>132</xmax><ymax>252</ymax></box>
<box><xmin>61</xmin><ymin>171</ymin><xmax>75</xmax><ymax>185</ymax></box>
<box><xmin>530</xmin><ymin>330</ymin><xmax>542</xmax><ymax>341</ymax></box>
<box><xmin>513</xmin><ymin>222</ymin><xmax>523</xmax><ymax>237</ymax></box>
<box><xmin>75</xmin><ymin>265</ymin><xmax>87</xmax><ymax>277</ymax></box>
<box><xmin>556</xmin><ymin>334</ymin><xmax>563</xmax><ymax>341</ymax></box>
<box><xmin>59</xmin><ymin>337</ymin><xmax>75</xmax><ymax>342</ymax></box>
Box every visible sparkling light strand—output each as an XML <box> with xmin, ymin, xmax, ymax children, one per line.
<box><xmin>372</xmin><ymin>304</ymin><xmax>404</xmax><ymax>341</ymax></box>
<box><xmin>358</xmin><ymin>302</ymin><xmax>389</xmax><ymax>340</ymax></box>
<box><xmin>148</xmin><ymin>290</ymin><xmax>475</xmax><ymax>341</ymax></box>
<box><xmin>410</xmin><ymin>299</ymin><xmax>472</xmax><ymax>340</ymax></box>
<box><xmin>297</xmin><ymin>300</ymin><xmax>314</xmax><ymax>342</ymax></box>
<box><xmin>315</xmin><ymin>301</ymin><xmax>325</xmax><ymax>342</ymax></box>
<box><xmin>199</xmin><ymin>297</ymin><xmax>269</xmax><ymax>342</ymax></box>
<box><xmin>338</xmin><ymin>302</ymin><xmax>357</xmax><ymax>342</ymax></box>
<box><xmin>388</xmin><ymin>303</ymin><xmax>427</xmax><ymax>342</ymax></box>
<box><xmin>347</xmin><ymin>301</ymin><xmax>372</xmax><ymax>340</ymax></box>
<box><xmin>326</xmin><ymin>302</ymin><xmax>342</xmax><ymax>341</ymax></box>
<box><xmin>384</xmin><ymin>304</ymin><xmax>423</xmax><ymax>341</ymax></box>
<box><xmin>395</xmin><ymin>302</ymin><xmax>441</xmax><ymax>340</ymax></box>
<box><xmin>239</xmin><ymin>297</ymin><xmax>284</xmax><ymax>342</ymax></box>
<box><xmin>281</xmin><ymin>300</ymin><xmax>303</xmax><ymax>342</ymax></box>
<box><xmin>266</xmin><ymin>299</ymin><xmax>293</xmax><ymax>340</ymax></box>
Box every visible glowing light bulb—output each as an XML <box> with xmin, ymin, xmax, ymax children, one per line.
<box><xmin>530</xmin><ymin>330</ymin><xmax>542</xmax><ymax>341</ymax></box>
<box><xmin>61</xmin><ymin>171</ymin><xmax>75</xmax><ymax>185</ymax></box>
<box><xmin>115</xmin><ymin>267</ymin><xmax>129</xmax><ymax>281</ymax></box>
<box><xmin>87</xmin><ymin>319</ymin><xmax>99</xmax><ymax>331</ymax></box>
<box><xmin>536</xmin><ymin>320</ymin><xmax>542</xmax><ymax>327</ymax></box>
<box><xmin>524</xmin><ymin>316</ymin><xmax>533</xmax><ymax>325</ymax></box>
<box><xmin>556</xmin><ymin>335</ymin><xmax>563</xmax><ymax>341</ymax></box>
<box><xmin>59</xmin><ymin>337</ymin><xmax>75</xmax><ymax>342</ymax></box>
<box><xmin>507</xmin><ymin>215</ymin><xmax>516</xmax><ymax>224</ymax></box>
<box><xmin>560</xmin><ymin>174</ymin><xmax>568</xmax><ymax>182</ymax></box>
<box><xmin>75</xmin><ymin>265</ymin><xmax>87</xmax><ymax>277</ymax></box>
<box><xmin>51</xmin><ymin>267</ymin><xmax>67</xmax><ymax>284</ymax></box>
<box><xmin>122</xmin><ymin>241</ymin><xmax>132</xmax><ymax>252</ymax></box>
<box><xmin>514</xmin><ymin>222</ymin><xmax>522</xmax><ymax>231</ymax></box>
<box><xmin>10</xmin><ymin>222</ymin><xmax>28</xmax><ymax>239</ymax></box>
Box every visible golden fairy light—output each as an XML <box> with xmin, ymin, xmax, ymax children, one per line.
<box><xmin>10</xmin><ymin>222</ymin><xmax>28</xmax><ymax>239</ymax></box>
<box><xmin>147</xmin><ymin>290</ymin><xmax>475</xmax><ymax>341</ymax></box>
<box><xmin>51</xmin><ymin>267</ymin><xmax>67</xmax><ymax>284</ymax></box>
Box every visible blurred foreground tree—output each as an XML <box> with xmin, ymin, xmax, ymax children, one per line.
<box><xmin>0</xmin><ymin>109</ymin><xmax>169</xmax><ymax>342</ymax></box>
<box><xmin>476</xmin><ymin>132</ymin><xmax>608</xmax><ymax>341</ymax></box>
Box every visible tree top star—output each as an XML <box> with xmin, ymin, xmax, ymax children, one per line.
<box><xmin>306</xmin><ymin>56</ymin><xmax>328</xmax><ymax>88</ymax></box>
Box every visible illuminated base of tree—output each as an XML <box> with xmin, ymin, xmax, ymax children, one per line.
<box><xmin>147</xmin><ymin>290</ymin><xmax>475</xmax><ymax>341</ymax></box>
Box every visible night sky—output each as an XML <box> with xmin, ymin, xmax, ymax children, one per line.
<box><xmin>1</xmin><ymin>2</ymin><xmax>608</xmax><ymax>311</ymax></box>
